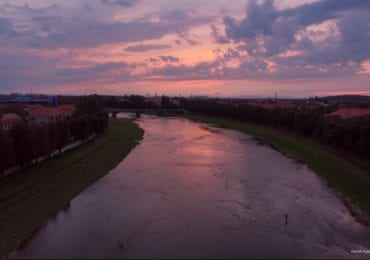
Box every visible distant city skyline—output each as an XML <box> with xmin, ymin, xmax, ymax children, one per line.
<box><xmin>0</xmin><ymin>0</ymin><xmax>370</xmax><ymax>97</ymax></box>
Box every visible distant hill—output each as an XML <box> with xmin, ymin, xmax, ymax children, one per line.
<box><xmin>320</xmin><ymin>95</ymin><xmax>370</xmax><ymax>103</ymax></box>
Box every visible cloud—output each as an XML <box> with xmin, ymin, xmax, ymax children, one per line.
<box><xmin>148</xmin><ymin>57</ymin><xmax>159</xmax><ymax>64</ymax></box>
<box><xmin>218</xmin><ymin>0</ymin><xmax>370</xmax><ymax>78</ymax></box>
<box><xmin>100</xmin><ymin>0</ymin><xmax>139</xmax><ymax>8</ymax></box>
<box><xmin>175</xmin><ymin>30</ymin><xmax>199</xmax><ymax>46</ymax></box>
<box><xmin>29</xmin><ymin>20</ymin><xmax>182</xmax><ymax>49</ymax></box>
<box><xmin>55</xmin><ymin>62</ymin><xmax>130</xmax><ymax>83</ymax></box>
<box><xmin>0</xmin><ymin>19</ymin><xmax>193</xmax><ymax>49</ymax></box>
<box><xmin>0</xmin><ymin>3</ymin><xmax>215</xmax><ymax>49</ymax></box>
<box><xmin>124</xmin><ymin>43</ymin><xmax>171</xmax><ymax>52</ymax></box>
<box><xmin>84</xmin><ymin>4</ymin><xmax>93</xmax><ymax>12</ymax></box>
<box><xmin>146</xmin><ymin>55</ymin><xmax>180</xmax><ymax>66</ymax></box>
<box><xmin>0</xmin><ymin>17</ymin><xmax>17</xmax><ymax>36</ymax></box>
<box><xmin>0</xmin><ymin>48</ymin><xmax>132</xmax><ymax>90</ymax></box>
<box><xmin>160</xmin><ymin>10</ymin><xmax>192</xmax><ymax>21</ymax></box>
<box><xmin>159</xmin><ymin>55</ymin><xmax>179</xmax><ymax>63</ymax></box>
<box><xmin>210</xmin><ymin>25</ymin><xmax>229</xmax><ymax>44</ymax></box>
<box><xmin>221</xmin><ymin>48</ymin><xmax>241</xmax><ymax>61</ymax></box>
<box><xmin>224</xmin><ymin>0</ymin><xmax>278</xmax><ymax>41</ymax></box>
<box><xmin>0</xmin><ymin>50</ymin><xmax>58</xmax><ymax>90</ymax></box>
<box><xmin>281</xmin><ymin>0</ymin><xmax>370</xmax><ymax>26</ymax></box>
<box><xmin>144</xmin><ymin>60</ymin><xmax>222</xmax><ymax>80</ymax></box>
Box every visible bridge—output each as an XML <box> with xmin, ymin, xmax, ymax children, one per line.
<box><xmin>105</xmin><ymin>108</ymin><xmax>187</xmax><ymax>118</ymax></box>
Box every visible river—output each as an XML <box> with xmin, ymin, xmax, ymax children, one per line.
<box><xmin>9</xmin><ymin>114</ymin><xmax>370</xmax><ymax>259</ymax></box>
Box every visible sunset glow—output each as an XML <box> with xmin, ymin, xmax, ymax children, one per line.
<box><xmin>1</xmin><ymin>0</ymin><xmax>370</xmax><ymax>97</ymax></box>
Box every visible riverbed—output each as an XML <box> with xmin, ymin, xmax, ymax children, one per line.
<box><xmin>9</xmin><ymin>114</ymin><xmax>370</xmax><ymax>259</ymax></box>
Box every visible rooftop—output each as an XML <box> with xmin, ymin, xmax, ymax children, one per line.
<box><xmin>327</xmin><ymin>108</ymin><xmax>370</xmax><ymax>119</ymax></box>
<box><xmin>26</xmin><ymin>104</ymin><xmax>75</xmax><ymax>118</ymax></box>
<box><xmin>1</xmin><ymin>113</ymin><xmax>22</xmax><ymax>122</ymax></box>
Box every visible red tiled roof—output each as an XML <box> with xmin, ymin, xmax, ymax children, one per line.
<box><xmin>28</xmin><ymin>106</ymin><xmax>51</xmax><ymax>117</ymax></box>
<box><xmin>27</xmin><ymin>104</ymin><xmax>75</xmax><ymax>118</ymax></box>
<box><xmin>1</xmin><ymin>113</ymin><xmax>22</xmax><ymax>122</ymax></box>
<box><xmin>327</xmin><ymin>108</ymin><xmax>370</xmax><ymax>119</ymax></box>
<box><xmin>58</xmin><ymin>104</ymin><xmax>75</xmax><ymax>112</ymax></box>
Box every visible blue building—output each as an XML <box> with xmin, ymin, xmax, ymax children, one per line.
<box><xmin>0</xmin><ymin>95</ymin><xmax>59</xmax><ymax>107</ymax></box>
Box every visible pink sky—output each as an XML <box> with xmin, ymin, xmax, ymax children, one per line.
<box><xmin>0</xmin><ymin>0</ymin><xmax>370</xmax><ymax>97</ymax></box>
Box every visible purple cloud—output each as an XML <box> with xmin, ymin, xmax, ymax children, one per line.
<box><xmin>219</xmin><ymin>0</ymin><xmax>370</xmax><ymax>78</ymax></box>
<box><xmin>124</xmin><ymin>43</ymin><xmax>171</xmax><ymax>52</ymax></box>
<box><xmin>160</xmin><ymin>10</ymin><xmax>192</xmax><ymax>21</ymax></box>
<box><xmin>0</xmin><ymin>9</ymin><xmax>214</xmax><ymax>49</ymax></box>
<box><xmin>55</xmin><ymin>62</ymin><xmax>130</xmax><ymax>83</ymax></box>
<box><xmin>148</xmin><ymin>57</ymin><xmax>159</xmax><ymax>63</ymax></box>
<box><xmin>0</xmin><ymin>48</ymin><xmax>133</xmax><ymax>90</ymax></box>
<box><xmin>159</xmin><ymin>55</ymin><xmax>179</xmax><ymax>63</ymax></box>
<box><xmin>210</xmin><ymin>25</ymin><xmax>229</xmax><ymax>44</ymax></box>
<box><xmin>100</xmin><ymin>0</ymin><xmax>139</xmax><ymax>8</ymax></box>
<box><xmin>0</xmin><ymin>18</ymin><xmax>17</xmax><ymax>36</ymax></box>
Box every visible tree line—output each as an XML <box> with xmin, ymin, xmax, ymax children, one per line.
<box><xmin>101</xmin><ymin>95</ymin><xmax>179</xmax><ymax>109</ymax></box>
<box><xmin>0</xmin><ymin>95</ymin><xmax>108</xmax><ymax>175</ymax></box>
<box><xmin>182</xmin><ymin>99</ymin><xmax>370</xmax><ymax>158</ymax></box>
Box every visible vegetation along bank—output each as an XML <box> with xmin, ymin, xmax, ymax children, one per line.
<box><xmin>0</xmin><ymin>117</ymin><xmax>144</xmax><ymax>258</ymax></box>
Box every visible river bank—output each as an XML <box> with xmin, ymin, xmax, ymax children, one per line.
<box><xmin>183</xmin><ymin>114</ymin><xmax>370</xmax><ymax>223</ymax></box>
<box><xmin>0</xmin><ymin>118</ymin><xmax>144</xmax><ymax>259</ymax></box>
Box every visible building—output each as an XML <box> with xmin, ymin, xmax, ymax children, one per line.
<box><xmin>327</xmin><ymin>108</ymin><xmax>370</xmax><ymax>119</ymax></box>
<box><xmin>1</xmin><ymin>113</ymin><xmax>22</xmax><ymax>131</ymax></box>
<box><xmin>246</xmin><ymin>101</ymin><xmax>299</xmax><ymax>110</ymax></box>
<box><xmin>0</xmin><ymin>95</ymin><xmax>59</xmax><ymax>107</ymax></box>
<box><xmin>26</xmin><ymin>104</ymin><xmax>75</xmax><ymax>125</ymax></box>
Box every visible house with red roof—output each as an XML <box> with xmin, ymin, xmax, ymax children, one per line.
<box><xmin>326</xmin><ymin>108</ymin><xmax>370</xmax><ymax>119</ymax></box>
<box><xmin>1</xmin><ymin>113</ymin><xmax>22</xmax><ymax>131</ymax></box>
<box><xmin>26</xmin><ymin>104</ymin><xmax>75</xmax><ymax>124</ymax></box>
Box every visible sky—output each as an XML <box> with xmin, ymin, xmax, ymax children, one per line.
<box><xmin>0</xmin><ymin>0</ymin><xmax>370</xmax><ymax>97</ymax></box>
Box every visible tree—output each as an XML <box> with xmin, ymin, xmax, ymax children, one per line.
<box><xmin>91</xmin><ymin>111</ymin><xmax>109</xmax><ymax>134</ymax></box>
<box><xmin>342</xmin><ymin>118</ymin><xmax>361</xmax><ymax>152</ymax></box>
<box><xmin>56</xmin><ymin>120</ymin><xmax>70</xmax><ymax>153</ymax></box>
<box><xmin>32</xmin><ymin>124</ymin><xmax>50</xmax><ymax>162</ymax></box>
<box><xmin>356</xmin><ymin>117</ymin><xmax>370</xmax><ymax>156</ymax></box>
<box><xmin>75</xmin><ymin>95</ymin><xmax>109</xmax><ymax>135</ymax></box>
<box><xmin>0</xmin><ymin>130</ymin><xmax>15</xmax><ymax>175</ymax></box>
<box><xmin>47</xmin><ymin>122</ymin><xmax>59</xmax><ymax>156</ymax></box>
<box><xmin>161</xmin><ymin>95</ymin><xmax>172</xmax><ymax>109</ymax></box>
<box><xmin>10</xmin><ymin>123</ymin><xmax>37</xmax><ymax>168</ymax></box>
<box><xmin>70</xmin><ymin>112</ymin><xmax>90</xmax><ymax>141</ymax></box>
<box><xmin>0</xmin><ymin>104</ymin><xmax>28</xmax><ymax>118</ymax></box>
<box><xmin>128</xmin><ymin>95</ymin><xmax>145</xmax><ymax>109</ymax></box>
<box><xmin>322</xmin><ymin>118</ymin><xmax>346</xmax><ymax>146</ymax></box>
<box><xmin>76</xmin><ymin>94</ymin><xmax>103</xmax><ymax>115</ymax></box>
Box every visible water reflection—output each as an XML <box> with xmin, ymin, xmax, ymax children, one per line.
<box><xmin>10</xmin><ymin>114</ymin><xmax>370</xmax><ymax>259</ymax></box>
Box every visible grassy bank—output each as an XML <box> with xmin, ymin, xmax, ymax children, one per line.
<box><xmin>0</xmin><ymin>118</ymin><xmax>144</xmax><ymax>258</ymax></box>
<box><xmin>184</xmin><ymin>114</ymin><xmax>370</xmax><ymax>219</ymax></box>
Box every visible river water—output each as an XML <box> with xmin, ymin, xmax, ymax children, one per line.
<box><xmin>10</xmin><ymin>115</ymin><xmax>370</xmax><ymax>259</ymax></box>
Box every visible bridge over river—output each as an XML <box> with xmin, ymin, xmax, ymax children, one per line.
<box><xmin>105</xmin><ymin>108</ymin><xmax>187</xmax><ymax>118</ymax></box>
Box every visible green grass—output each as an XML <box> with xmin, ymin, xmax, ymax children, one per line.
<box><xmin>0</xmin><ymin>118</ymin><xmax>144</xmax><ymax>259</ymax></box>
<box><xmin>184</xmin><ymin>114</ymin><xmax>370</xmax><ymax>218</ymax></box>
